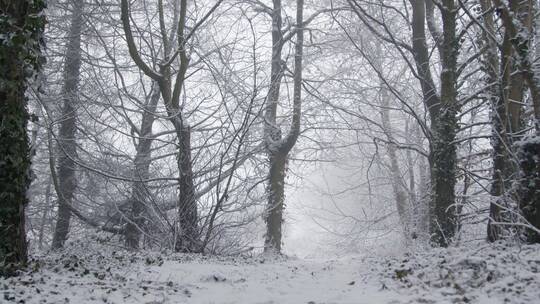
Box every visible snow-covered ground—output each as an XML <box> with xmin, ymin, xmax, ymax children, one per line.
<box><xmin>2</xmin><ymin>240</ymin><xmax>539</xmax><ymax>303</ymax></box>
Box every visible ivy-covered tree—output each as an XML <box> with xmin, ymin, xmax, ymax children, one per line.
<box><xmin>262</xmin><ymin>0</ymin><xmax>305</xmax><ymax>254</ymax></box>
<box><xmin>0</xmin><ymin>0</ymin><xmax>46</xmax><ymax>275</ymax></box>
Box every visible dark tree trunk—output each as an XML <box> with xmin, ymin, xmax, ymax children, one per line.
<box><xmin>428</xmin><ymin>0</ymin><xmax>459</xmax><ymax>247</ymax></box>
<box><xmin>264</xmin><ymin>153</ymin><xmax>287</xmax><ymax>253</ymax></box>
<box><xmin>0</xmin><ymin>0</ymin><xmax>45</xmax><ymax>275</ymax></box>
<box><xmin>429</xmin><ymin>111</ymin><xmax>458</xmax><ymax>246</ymax></box>
<box><xmin>52</xmin><ymin>0</ymin><xmax>84</xmax><ymax>250</ymax></box>
<box><xmin>175</xmin><ymin>126</ymin><xmax>199</xmax><ymax>252</ymax></box>
<box><xmin>263</xmin><ymin>0</ymin><xmax>285</xmax><ymax>254</ymax></box>
<box><xmin>0</xmin><ymin>54</ymin><xmax>30</xmax><ymax>274</ymax></box>
<box><xmin>409</xmin><ymin>0</ymin><xmax>459</xmax><ymax>246</ymax></box>
<box><xmin>517</xmin><ymin>139</ymin><xmax>540</xmax><ymax>243</ymax></box>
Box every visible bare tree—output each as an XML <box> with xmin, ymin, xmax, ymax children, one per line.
<box><xmin>120</xmin><ymin>0</ymin><xmax>226</xmax><ymax>252</ymax></box>
<box><xmin>263</xmin><ymin>0</ymin><xmax>305</xmax><ymax>254</ymax></box>
<box><xmin>51</xmin><ymin>0</ymin><xmax>85</xmax><ymax>250</ymax></box>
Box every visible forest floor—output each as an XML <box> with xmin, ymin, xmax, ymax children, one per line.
<box><xmin>1</xmin><ymin>239</ymin><xmax>539</xmax><ymax>304</ymax></box>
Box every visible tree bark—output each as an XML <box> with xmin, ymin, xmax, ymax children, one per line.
<box><xmin>52</xmin><ymin>0</ymin><xmax>84</xmax><ymax>250</ymax></box>
<box><xmin>491</xmin><ymin>0</ymin><xmax>540</xmax><ymax>243</ymax></box>
<box><xmin>481</xmin><ymin>0</ymin><xmax>521</xmax><ymax>242</ymax></box>
<box><xmin>428</xmin><ymin>0</ymin><xmax>459</xmax><ymax>247</ymax></box>
<box><xmin>124</xmin><ymin>87</ymin><xmax>160</xmax><ymax>249</ymax></box>
<box><xmin>264</xmin><ymin>0</ymin><xmax>304</xmax><ymax>254</ymax></box>
<box><xmin>0</xmin><ymin>0</ymin><xmax>45</xmax><ymax>275</ymax></box>
<box><xmin>409</xmin><ymin>0</ymin><xmax>459</xmax><ymax>246</ymax></box>
<box><xmin>121</xmin><ymin>0</ymin><xmax>206</xmax><ymax>251</ymax></box>
<box><xmin>410</xmin><ymin>0</ymin><xmax>441</xmax><ymax>120</ymax></box>
<box><xmin>264</xmin><ymin>153</ymin><xmax>287</xmax><ymax>252</ymax></box>
<box><xmin>175</xmin><ymin>126</ymin><xmax>199</xmax><ymax>252</ymax></box>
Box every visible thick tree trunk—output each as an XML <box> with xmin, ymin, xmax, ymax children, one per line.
<box><xmin>0</xmin><ymin>0</ymin><xmax>44</xmax><ymax>275</ymax></box>
<box><xmin>52</xmin><ymin>0</ymin><xmax>84</xmax><ymax>250</ymax></box>
<box><xmin>429</xmin><ymin>0</ymin><xmax>459</xmax><ymax>247</ymax></box>
<box><xmin>175</xmin><ymin>126</ymin><xmax>199</xmax><ymax>252</ymax></box>
<box><xmin>430</xmin><ymin>112</ymin><xmax>458</xmax><ymax>246</ymax></box>
<box><xmin>0</xmin><ymin>50</ymin><xmax>30</xmax><ymax>274</ymax></box>
<box><xmin>124</xmin><ymin>87</ymin><xmax>160</xmax><ymax>249</ymax></box>
<box><xmin>264</xmin><ymin>153</ymin><xmax>287</xmax><ymax>253</ymax></box>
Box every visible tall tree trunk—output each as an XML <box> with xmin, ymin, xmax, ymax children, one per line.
<box><xmin>264</xmin><ymin>0</ymin><xmax>304</xmax><ymax>254</ymax></box>
<box><xmin>429</xmin><ymin>0</ymin><xmax>459</xmax><ymax>247</ymax></box>
<box><xmin>121</xmin><ymin>0</ymin><xmax>204</xmax><ymax>251</ymax></box>
<box><xmin>491</xmin><ymin>0</ymin><xmax>540</xmax><ymax>242</ymax></box>
<box><xmin>484</xmin><ymin>0</ymin><xmax>505</xmax><ymax>241</ymax></box>
<box><xmin>0</xmin><ymin>0</ymin><xmax>45</xmax><ymax>275</ymax></box>
<box><xmin>263</xmin><ymin>0</ymin><xmax>285</xmax><ymax>254</ymax></box>
<box><xmin>124</xmin><ymin>87</ymin><xmax>160</xmax><ymax>249</ymax></box>
<box><xmin>52</xmin><ymin>0</ymin><xmax>84</xmax><ymax>250</ymax></box>
<box><xmin>482</xmin><ymin>0</ymin><xmax>522</xmax><ymax>241</ymax></box>
<box><xmin>409</xmin><ymin>0</ymin><xmax>459</xmax><ymax>246</ymax></box>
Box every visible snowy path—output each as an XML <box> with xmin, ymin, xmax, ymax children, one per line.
<box><xmin>130</xmin><ymin>257</ymin><xmax>397</xmax><ymax>304</ymax></box>
<box><xmin>2</xmin><ymin>255</ymin><xmax>398</xmax><ymax>304</ymax></box>
<box><xmin>2</xmin><ymin>242</ymin><xmax>540</xmax><ymax>303</ymax></box>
